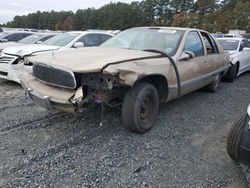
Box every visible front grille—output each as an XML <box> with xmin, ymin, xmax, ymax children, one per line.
<box><xmin>0</xmin><ymin>55</ymin><xmax>16</xmax><ymax>64</ymax></box>
<box><xmin>33</xmin><ymin>63</ymin><xmax>76</xmax><ymax>89</ymax></box>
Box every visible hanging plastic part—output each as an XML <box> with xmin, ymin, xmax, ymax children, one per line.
<box><xmin>25</xmin><ymin>88</ymin><xmax>32</xmax><ymax>99</ymax></box>
<box><xmin>100</xmin><ymin>103</ymin><xmax>104</xmax><ymax>126</ymax></box>
<box><xmin>143</xmin><ymin>49</ymin><xmax>181</xmax><ymax>98</ymax></box>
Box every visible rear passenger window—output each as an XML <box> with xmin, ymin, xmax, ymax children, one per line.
<box><xmin>99</xmin><ymin>34</ymin><xmax>112</xmax><ymax>43</ymax></box>
<box><xmin>39</xmin><ymin>35</ymin><xmax>54</xmax><ymax>42</ymax></box>
<box><xmin>201</xmin><ymin>32</ymin><xmax>218</xmax><ymax>54</ymax></box>
<box><xmin>239</xmin><ymin>41</ymin><xmax>245</xmax><ymax>51</ymax></box>
<box><xmin>243</xmin><ymin>39</ymin><xmax>250</xmax><ymax>48</ymax></box>
<box><xmin>78</xmin><ymin>34</ymin><xmax>101</xmax><ymax>47</ymax></box>
<box><xmin>22</xmin><ymin>33</ymin><xmax>32</xmax><ymax>39</ymax></box>
<box><xmin>184</xmin><ymin>31</ymin><xmax>204</xmax><ymax>57</ymax></box>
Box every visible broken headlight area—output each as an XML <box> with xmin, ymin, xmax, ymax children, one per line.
<box><xmin>71</xmin><ymin>73</ymin><xmax>129</xmax><ymax>113</ymax></box>
<box><xmin>74</xmin><ymin>73</ymin><xmax>121</xmax><ymax>90</ymax></box>
<box><xmin>18</xmin><ymin>57</ymin><xmax>33</xmax><ymax>66</ymax></box>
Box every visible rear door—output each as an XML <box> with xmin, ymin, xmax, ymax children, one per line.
<box><xmin>177</xmin><ymin>30</ymin><xmax>228</xmax><ymax>95</ymax></box>
<box><xmin>199</xmin><ymin>31</ymin><xmax>226</xmax><ymax>74</ymax></box>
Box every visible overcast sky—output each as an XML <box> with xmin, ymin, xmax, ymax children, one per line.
<box><xmin>0</xmin><ymin>0</ymin><xmax>136</xmax><ymax>24</ymax></box>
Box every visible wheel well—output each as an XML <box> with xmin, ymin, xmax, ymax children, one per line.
<box><xmin>135</xmin><ymin>75</ymin><xmax>168</xmax><ymax>103</ymax></box>
<box><xmin>235</xmin><ymin>61</ymin><xmax>240</xmax><ymax>74</ymax></box>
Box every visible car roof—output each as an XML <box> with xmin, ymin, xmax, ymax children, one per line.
<box><xmin>1</xmin><ymin>31</ymin><xmax>35</xmax><ymax>34</ymax></box>
<box><xmin>66</xmin><ymin>30</ymin><xmax>114</xmax><ymax>36</ymax></box>
<box><xmin>218</xmin><ymin>37</ymin><xmax>243</xmax><ymax>41</ymax></box>
<box><xmin>34</xmin><ymin>32</ymin><xmax>58</xmax><ymax>36</ymax></box>
<box><xmin>134</xmin><ymin>26</ymin><xmax>208</xmax><ymax>33</ymax></box>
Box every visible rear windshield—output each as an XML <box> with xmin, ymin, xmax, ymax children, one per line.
<box><xmin>218</xmin><ymin>39</ymin><xmax>239</xmax><ymax>50</ymax></box>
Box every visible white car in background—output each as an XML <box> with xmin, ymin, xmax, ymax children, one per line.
<box><xmin>0</xmin><ymin>31</ymin><xmax>113</xmax><ymax>83</ymax></box>
<box><xmin>218</xmin><ymin>38</ymin><xmax>250</xmax><ymax>82</ymax></box>
<box><xmin>0</xmin><ymin>33</ymin><xmax>56</xmax><ymax>54</ymax></box>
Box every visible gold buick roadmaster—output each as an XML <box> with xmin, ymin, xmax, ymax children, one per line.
<box><xmin>20</xmin><ymin>27</ymin><xmax>230</xmax><ymax>133</ymax></box>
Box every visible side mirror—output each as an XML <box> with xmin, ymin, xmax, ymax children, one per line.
<box><xmin>179</xmin><ymin>51</ymin><xmax>195</xmax><ymax>61</ymax></box>
<box><xmin>73</xmin><ymin>42</ymin><xmax>84</xmax><ymax>48</ymax></box>
<box><xmin>243</xmin><ymin>47</ymin><xmax>250</xmax><ymax>52</ymax></box>
<box><xmin>36</xmin><ymin>41</ymin><xmax>43</xmax><ymax>44</ymax></box>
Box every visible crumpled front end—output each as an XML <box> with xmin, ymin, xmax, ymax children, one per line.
<box><xmin>20</xmin><ymin>64</ymin><xmax>129</xmax><ymax>113</ymax></box>
<box><xmin>0</xmin><ymin>53</ymin><xmax>34</xmax><ymax>83</ymax></box>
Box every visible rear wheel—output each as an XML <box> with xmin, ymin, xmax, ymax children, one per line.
<box><xmin>223</xmin><ymin>63</ymin><xmax>238</xmax><ymax>82</ymax></box>
<box><xmin>122</xmin><ymin>83</ymin><xmax>159</xmax><ymax>133</ymax></box>
<box><xmin>226</xmin><ymin>114</ymin><xmax>246</xmax><ymax>163</ymax></box>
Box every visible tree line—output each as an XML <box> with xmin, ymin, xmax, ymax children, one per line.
<box><xmin>2</xmin><ymin>0</ymin><xmax>250</xmax><ymax>33</ymax></box>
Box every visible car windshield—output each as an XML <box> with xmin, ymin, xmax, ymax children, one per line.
<box><xmin>43</xmin><ymin>33</ymin><xmax>80</xmax><ymax>46</ymax></box>
<box><xmin>18</xmin><ymin>35</ymin><xmax>42</xmax><ymax>44</ymax></box>
<box><xmin>101</xmin><ymin>28</ymin><xmax>184</xmax><ymax>56</ymax></box>
<box><xmin>218</xmin><ymin>39</ymin><xmax>239</xmax><ymax>50</ymax></box>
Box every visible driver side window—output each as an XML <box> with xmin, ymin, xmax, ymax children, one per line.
<box><xmin>184</xmin><ymin>31</ymin><xmax>204</xmax><ymax>57</ymax></box>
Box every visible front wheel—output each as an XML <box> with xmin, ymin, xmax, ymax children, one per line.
<box><xmin>122</xmin><ymin>83</ymin><xmax>159</xmax><ymax>133</ymax></box>
<box><xmin>223</xmin><ymin>63</ymin><xmax>238</xmax><ymax>82</ymax></box>
<box><xmin>226</xmin><ymin>114</ymin><xmax>246</xmax><ymax>163</ymax></box>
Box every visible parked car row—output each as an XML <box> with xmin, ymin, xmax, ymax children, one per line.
<box><xmin>212</xmin><ymin>30</ymin><xmax>248</xmax><ymax>39</ymax></box>
<box><xmin>0</xmin><ymin>30</ymin><xmax>113</xmax><ymax>83</ymax></box>
<box><xmin>0</xmin><ymin>33</ymin><xmax>57</xmax><ymax>53</ymax></box>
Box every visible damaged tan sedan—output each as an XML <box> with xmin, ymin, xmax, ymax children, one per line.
<box><xmin>20</xmin><ymin>27</ymin><xmax>230</xmax><ymax>133</ymax></box>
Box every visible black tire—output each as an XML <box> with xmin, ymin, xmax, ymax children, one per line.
<box><xmin>122</xmin><ymin>82</ymin><xmax>159</xmax><ymax>133</ymax></box>
<box><xmin>223</xmin><ymin>63</ymin><xmax>238</xmax><ymax>82</ymax></box>
<box><xmin>203</xmin><ymin>74</ymin><xmax>221</xmax><ymax>93</ymax></box>
<box><xmin>226</xmin><ymin>114</ymin><xmax>246</xmax><ymax>163</ymax></box>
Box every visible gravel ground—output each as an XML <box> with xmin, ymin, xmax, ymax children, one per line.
<box><xmin>0</xmin><ymin>74</ymin><xmax>250</xmax><ymax>188</ymax></box>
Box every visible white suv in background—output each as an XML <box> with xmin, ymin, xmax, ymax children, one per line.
<box><xmin>0</xmin><ymin>31</ymin><xmax>113</xmax><ymax>83</ymax></box>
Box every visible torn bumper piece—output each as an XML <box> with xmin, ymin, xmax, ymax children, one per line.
<box><xmin>20</xmin><ymin>74</ymin><xmax>77</xmax><ymax>113</ymax></box>
<box><xmin>26</xmin><ymin>88</ymin><xmax>76</xmax><ymax>112</ymax></box>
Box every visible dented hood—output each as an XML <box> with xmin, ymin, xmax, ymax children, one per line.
<box><xmin>2</xmin><ymin>44</ymin><xmax>60</xmax><ymax>57</ymax></box>
<box><xmin>28</xmin><ymin>47</ymin><xmax>162</xmax><ymax>73</ymax></box>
